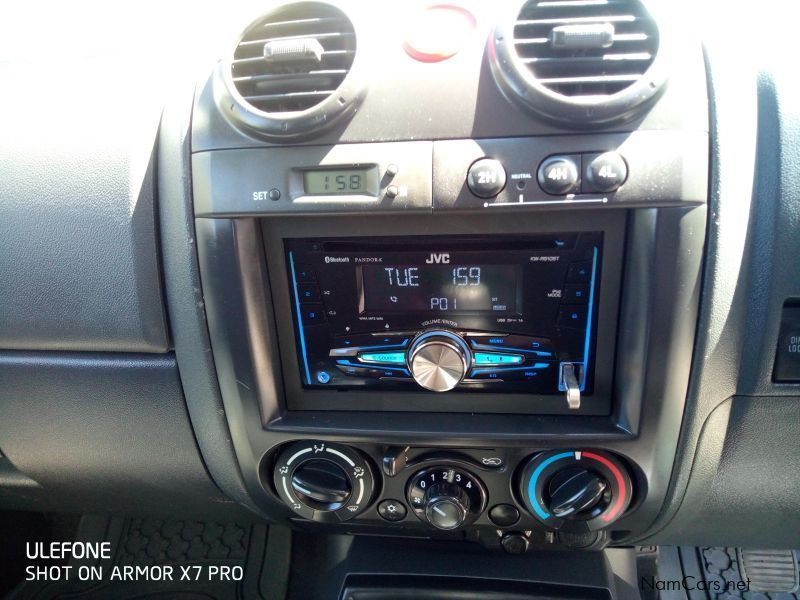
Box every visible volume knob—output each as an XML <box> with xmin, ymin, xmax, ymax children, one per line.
<box><xmin>408</xmin><ymin>331</ymin><xmax>470</xmax><ymax>392</ymax></box>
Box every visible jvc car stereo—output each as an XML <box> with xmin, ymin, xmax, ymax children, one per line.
<box><xmin>285</xmin><ymin>233</ymin><xmax>601</xmax><ymax>400</ymax></box>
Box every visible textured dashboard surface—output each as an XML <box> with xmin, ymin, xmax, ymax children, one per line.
<box><xmin>641</xmin><ymin>33</ymin><xmax>800</xmax><ymax>547</ymax></box>
<box><xmin>0</xmin><ymin>57</ymin><xmax>169</xmax><ymax>352</ymax></box>
<box><xmin>0</xmin><ymin>352</ymin><xmax>244</xmax><ymax>517</ymax></box>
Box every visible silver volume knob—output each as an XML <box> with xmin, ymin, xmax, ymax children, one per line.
<box><xmin>407</xmin><ymin>331</ymin><xmax>470</xmax><ymax>392</ymax></box>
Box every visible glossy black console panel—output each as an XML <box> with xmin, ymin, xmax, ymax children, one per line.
<box><xmin>194</xmin><ymin>204</ymin><xmax>706</xmax><ymax>545</ymax></box>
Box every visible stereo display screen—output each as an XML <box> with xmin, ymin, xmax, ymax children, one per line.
<box><xmin>360</xmin><ymin>264</ymin><xmax>520</xmax><ymax>314</ymax></box>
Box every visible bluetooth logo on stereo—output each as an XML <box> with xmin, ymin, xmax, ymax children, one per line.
<box><xmin>324</xmin><ymin>256</ymin><xmax>350</xmax><ymax>264</ymax></box>
<box><xmin>425</xmin><ymin>252</ymin><xmax>450</xmax><ymax>264</ymax></box>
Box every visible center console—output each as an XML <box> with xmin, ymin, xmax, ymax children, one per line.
<box><xmin>186</xmin><ymin>0</ymin><xmax>709</xmax><ymax>554</ymax></box>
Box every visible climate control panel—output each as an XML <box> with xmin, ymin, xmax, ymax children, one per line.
<box><xmin>268</xmin><ymin>441</ymin><xmax>636</xmax><ymax>551</ymax></box>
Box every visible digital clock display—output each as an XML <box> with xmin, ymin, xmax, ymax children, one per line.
<box><xmin>360</xmin><ymin>264</ymin><xmax>520</xmax><ymax>314</ymax></box>
<box><xmin>302</xmin><ymin>167</ymin><xmax>378</xmax><ymax>195</ymax></box>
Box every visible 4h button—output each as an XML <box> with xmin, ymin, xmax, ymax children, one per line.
<box><xmin>378</xmin><ymin>499</ymin><xmax>408</xmax><ymax>522</ymax></box>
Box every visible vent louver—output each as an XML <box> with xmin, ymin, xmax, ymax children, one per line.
<box><xmin>220</xmin><ymin>2</ymin><xmax>363</xmax><ymax>139</ymax></box>
<box><xmin>232</xmin><ymin>3</ymin><xmax>355</xmax><ymax>113</ymax></box>
<box><xmin>514</xmin><ymin>0</ymin><xmax>658</xmax><ymax>97</ymax></box>
<box><xmin>490</xmin><ymin>0</ymin><xmax>669</xmax><ymax>126</ymax></box>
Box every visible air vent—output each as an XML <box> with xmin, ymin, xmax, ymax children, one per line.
<box><xmin>220</xmin><ymin>2</ymin><xmax>364</xmax><ymax>139</ymax></box>
<box><xmin>490</xmin><ymin>0</ymin><xmax>670</xmax><ymax>126</ymax></box>
<box><xmin>515</xmin><ymin>0</ymin><xmax>658</xmax><ymax>97</ymax></box>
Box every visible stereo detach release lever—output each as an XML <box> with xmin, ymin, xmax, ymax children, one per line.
<box><xmin>562</xmin><ymin>363</ymin><xmax>581</xmax><ymax>410</ymax></box>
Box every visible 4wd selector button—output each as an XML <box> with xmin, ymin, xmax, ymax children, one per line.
<box><xmin>538</xmin><ymin>155</ymin><xmax>580</xmax><ymax>195</ymax></box>
<box><xmin>583</xmin><ymin>152</ymin><xmax>628</xmax><ymax>193</ymax></box>
<box><xmin>467</xmin><ymin>158</ymin><xmax>507</xmax><ymax>198</ymax></box>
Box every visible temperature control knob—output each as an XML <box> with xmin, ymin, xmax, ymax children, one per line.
<box><xmin>407</xmin><ymin>330</ymin><xmax>471</xmax><ymax>392</ymax></box>
<box><xmin>518</xmin><ymin>449</ymin><xmax>632</xmax><ymax>532</ymax></box>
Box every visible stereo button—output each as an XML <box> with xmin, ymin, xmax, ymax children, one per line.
<box><xmin>473</xmin><ymin>352</ymin><xmax>524</xmax><ymax>366</ymax></box>
<box><xmin>467</xmin><ymin>335</ymin><xmax>553</xmax><ymax>355</ymax></box>
<box><xmin>558</xmin><ymin>306</ymin><xmax>587</xmax><ymax>328</ymax></box>
<box><xmin>301</xmin><ymin>305</ymin><xmax>326</xmax><ymax>323</ymax></box>
<box><xmin>336</xmin><ymin>364</ymin><xmax>370</xmax><ymax>377</ymax></box>
<box><xmin>566</xmin><ymin>261</ymin><xmax>591</xmax><ymax>283</ymax></box>
<box><xmin>358</xmin><ymin>351</ymin><xmax>407</xmax><ymax>365</ymax></box>
<box><xmin>470</xmin><ymin>365</ymin><xmax>551</xmax><ymax>381</ymax></box>
<box><xmin>298</xmin><ymin>284</ymin><xmax>321</xmax><ymax>303</ymax></box>
<box><xmin>295</xmin><ymin>264</ymin><xmax>316</xmax><ymax>282</ymax></box>
<box><xmin>563</xmin><ymin>284</ymin><xmax>589</xmax><ymax>305</ymax></box>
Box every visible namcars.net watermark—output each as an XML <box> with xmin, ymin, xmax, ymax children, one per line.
<box><xmin>640</xmin><ymin>575</ymin><xmax>751</xmax><ymax>593</ymax></box>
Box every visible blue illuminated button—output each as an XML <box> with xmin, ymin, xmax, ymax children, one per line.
<box><xmin>298</xmin><ymin>283</ymin><xmax>321</xmax><ymax>303</ymax></box>
<box><xmin>562</xmin><ymin>284</ymin><xmax>589</xmax><ymax>305</ymax></box>
<box><xmin>316</xmin><ymin>371</ymin><xmax>331</xmax><ymax>384</ymax></box>
<box><xmin>466</xmin><ymin>335</ymin><xmax>554</xmax><ymax>356</ymax></box>
<box><xmin>473</xmin><ymin>353</ymin><xmax>524</xmax><ymax>366</ymax></box>
<box><xmin>295</xmin><ymin>264</ymin><xmax>316</xmax><ymax>282</ymax></box>
<box><xmin>301</xmin><ymin>305</ymin><xmax>325</xmax><ymax>323</ymax></box>
<box><xmin>566</xmin><ymin>261</ymin><xmax>591</xmax><ymax>283</ymax></box>
<box><xmin>358</xmin><ymin>351</ymin><xmax>407</xmax><ymax>365</ymax></box>
<box><xmin>558</xmin><ymin>306</ymin><xmax>587</xmax><ymax>328</ymax></box>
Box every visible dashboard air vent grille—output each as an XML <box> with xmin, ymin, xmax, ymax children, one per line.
<box><xmin>514</xmin><ymin>0</ymin><xmax>658</xmax><ymax>97</ymax></box>
<box><xmin>231</xmin><ymin>2</ymin><xmax>356</xmax><ymax>113</ymax></box>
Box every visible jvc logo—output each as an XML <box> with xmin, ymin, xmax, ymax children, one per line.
<box><xmin>425</xmin><ymin>252</ymin><xmax>450</xmax><ymax>264</ymax></box>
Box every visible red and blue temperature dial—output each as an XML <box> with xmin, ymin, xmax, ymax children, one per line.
<box><xmin>518</xmin><ymin>449</ymin><xmax>632</xmax><ymax>531</ymax></box>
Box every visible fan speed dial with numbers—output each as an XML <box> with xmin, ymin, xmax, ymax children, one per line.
<box><xmin>406</xmin><ymin>466</ymin><xmax>487</xmax><ymax>530</ymax></box>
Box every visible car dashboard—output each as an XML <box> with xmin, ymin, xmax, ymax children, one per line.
<box><xmin>0</xmin><ymin>0</ymin><xmax>798</xmax><ymax>598</ymax></box>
